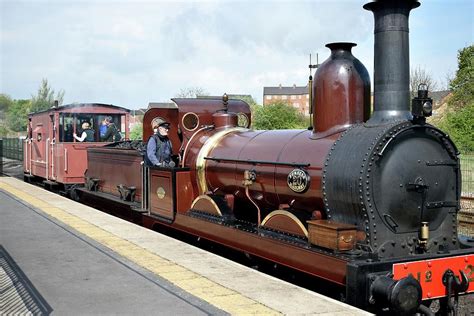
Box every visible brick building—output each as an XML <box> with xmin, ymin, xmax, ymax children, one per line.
<box><xmin>263</xmin><ymin>84</ymin><xmax>310</xmax><ymax>115</ymax></box>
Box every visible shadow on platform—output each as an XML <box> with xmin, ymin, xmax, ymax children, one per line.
<box><xmin>0</xmin><ymin>245</ymin><xmax>53</xmax><ymax>315</ymax></box>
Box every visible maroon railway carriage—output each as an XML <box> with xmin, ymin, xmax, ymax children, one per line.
<box><xmin>79</xmin><ymin>0</ymin><xmax>473</xmax><ymax>314</ymax></box>
<box><xmin>23</xmin><ymin>103</ymin><xmax>130</xmax><ymax>193</ymax></box>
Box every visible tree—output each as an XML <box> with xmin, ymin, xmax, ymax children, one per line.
<box><xmin>30</xmin><ymin>78</ymin><xmax>65</xmax><ymax>113</ymax></box>
<box><xmin>0</xmin><ymin>124</ymin><xmax>8</xmax><ymax>137</ymax></box>
<box><xmin>130</xmin><ymin>123</ymin><xmax>143</xmax><ymax>140</ymax></box>
<box><xmin>438</xmin><ymin>104</ymin><xmax>473</xmax><ymax>152</ymax></box>
<box><xmin>175</xmin><ymin>87</ymin><xmax>209</xmax><ymax>98</ymax></box>
<box><xmin>0</xmin><ymin>94</ymin><xmax>13</xmax><ymax>129</ymax></box>
<box><xmin>433</xmin><ymin>45</ymin><xmax>474</xmax><ymax>152</ymax></box>
<box><xmin>252</xmin><ymin>101</ymin><xmax>307</xmax><ymax>130</ymax></box>
<box><xmin>0</xmin><ymin>94</ymin><xmax>13</xmax><ymax>113</ymax></box>
<box><xmin>448</xmin><ymin>45</ymin><xmax>474</xmax><ymax>109</ymax></box>
<box><xmin>6</xmin><ymin>99</ymin><xmax>31</xmax><ymax>132</ymax></box>
<box><xmin>410</xmin><ymin>66</ymin><xmax>438</xmax><ymax>98</ymax></box>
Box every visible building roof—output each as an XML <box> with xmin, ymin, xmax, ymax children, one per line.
<box><xmin>264</xmin><ymin>85</ymin><xmax>308</xmax><ymax>96</ymax></box>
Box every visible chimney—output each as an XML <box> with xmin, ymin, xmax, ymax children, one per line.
<box><xmin>364</xmin><ymin>0</ymin><xmax>420</xmax><ymax>124</ymax></box>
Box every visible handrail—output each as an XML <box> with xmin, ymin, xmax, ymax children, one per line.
<box><xmin>64</xmin><ymin>148</ymin><xmax>68</xmax><ymax>172</ymax></box>
<box><xmin>204</xmin><ymin>157</ymin><xmax>310</xmax><ymax>168</ymax></box>
<box><xmin>29</xmin><ymin>139</ymin><xmax>32</xmax><ymax>175</ymax></box>
<box><xmin>24</xmin><ymin>139</ymin><xmax>29</xmax><ymax>172</ymax></box>
<box><xmin>51</xmin><ymin>139</ymin><xmax>55</xmax><ymax>179</ymax></box>
<box><xmin>46</xmin><ymin>138</ymin><xmax>49</xmax><ymax>179</ymax></box>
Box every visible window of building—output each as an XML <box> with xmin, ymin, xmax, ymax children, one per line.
<box><xmin>291</xmin><ymin>95</ymin><xmax>296</xmax><ymax>100</ymax></box>
<box><xmin>299</xmin><ymin>95</ymin><xmax>302</xmax><ymax>99</ymax></box>
<box><xmin>293</xmin><ymin>103</ymin><xmax>300</xmax><ymax>108</ymax></box>
<box><xmin>266</xmin><ymin>95</ymin><xmax>272</xmax><ymax>100</ymax></box>
<box><xmin>281</xmin><ymin>95</ymin><xmax>287</xmax><ymax>100</ymax></box>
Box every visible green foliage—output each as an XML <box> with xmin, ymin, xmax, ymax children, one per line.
<box><xmin>252</xmin><ymin>101</ymin><xmax>307</xmax><ymax>130</ymax></box>
<box><xmin>438</xmin><ymin>104</ymin><xmax>474</xmax><ymax>152</ymax></box>
<box><xmin>0</xmin><ymin>94</ymin><xmax>13</xmax><ymax>112</ymax></box>
<box><xmin>449</xmin><ymin>45</ymin><xmax>473</xmax><ymax>108</ymax></box>
<box><xmin>435</xmin><ymin>45</ymin><xmax>474</xmax><ymax>152</ymax></box>
<box><xmin>130</xmin><ymin>123</ymin><xmax>143</xmax><ymax>140</ymax></box>
<box><xmin>30</xmin><ymin>78</ymin><xmax>65</xmax><ymax>113</ymax></box>
<box><xmin>7</xmin><ymin>99</ymin><xmax>31</xmax><ymax>132</ymax></box>
<box><xmin>0</xmin><ymin>124</ymin><xmax>8</xmax><ymax>137</ymax></box>
<box><xmin>0</xmin><ymin>95</ymin><xmax>13</xmax><ymax>134</ymax></box>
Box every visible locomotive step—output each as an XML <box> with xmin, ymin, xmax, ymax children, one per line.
<box><xmin>76</xmin><ymin>187</ymin><xmax>140</xmax><ymax>207</ymax></box>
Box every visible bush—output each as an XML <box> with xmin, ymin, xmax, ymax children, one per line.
<box><xmin>252</xmin><ymin>101</ymin><xmax>308</xmax><ymax>130</ymax></box>
<box><xmin>130</xmin><ymin>123</ymin><xmax>143</xmax><ymax>140</ymax></box>
<box><xmin>449</xmin><ymin>45</ymin><xmax>474</xmax><ymax>109</ymax></box>
<box><xmin>438</xmin><ymin>104</ymin><xmax>474</xmax><ymax>152</ymax></box>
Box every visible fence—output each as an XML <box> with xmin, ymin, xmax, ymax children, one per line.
<box><xmin>459</xmin><ymin>153</ymin><xmax>474</xmax><ymax>237</ymax></box>
<box><xmin>0</xmin><ymin>138</ymin><xmax>24</xmax><ymax>161</ymax></box>
<box><xmin>460</xmin><ymin>154</ymin><xmax>474</xmax><ymax>196</ymax></box>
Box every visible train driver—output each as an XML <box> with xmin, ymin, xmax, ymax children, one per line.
<box><xmin>145</xmin><ymin>118</ymin><xmax>175</xmax><ymax>168</ymax></box>
<box><xmin>73</xmin><ymin>122</ymin><xmax>95</xmax><ymax>142</ymax></box>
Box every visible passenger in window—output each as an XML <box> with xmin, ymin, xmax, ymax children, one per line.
<box><xmin>64</xmin><ymin>123</ymin><xmax>74</xmax><ymax>142</ymax></box>
<box><xmin>73</xmin><ymin>122</ymin><xmax>95</xmax><ymax>142</ymax></box>
<box><xmin>102</xmin><ymin>116</ymin><xmax>122</xmax><ymax>142</ymax></box>
<box><xmin>99</xmin><ymin>118</ymin><xmax>108</xmax><ymax>139</ymax></box>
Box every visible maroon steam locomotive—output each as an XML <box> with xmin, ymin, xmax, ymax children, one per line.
<box><xmin>72</xmin><ymin>0</ymin><xmax>473</xmax><ymax>314</ymax></box>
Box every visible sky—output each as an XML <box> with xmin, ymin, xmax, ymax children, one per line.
<box><xmin>1</xmin><ymin>0</ymin><xmax>473</xmax><ymax>109</ymax></box>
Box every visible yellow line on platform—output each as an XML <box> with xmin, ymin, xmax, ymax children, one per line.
<box><xmin>0</xmin><ymin>182</ymin><xmax>280</xmax><ymax>315</ymax></box>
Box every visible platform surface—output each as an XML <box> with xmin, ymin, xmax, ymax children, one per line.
<box><xmin>0</xmin><ymin>176</ymin><xmax>371</xmax><ymax>315</ymax></box>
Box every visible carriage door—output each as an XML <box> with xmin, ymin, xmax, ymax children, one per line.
<box><xmin>32</xmin><ymin>124</ymin><xmax>45</xmax><ymax>177</ymax></box>
<box><xmin>148</xmin><ymin>169</ymin><xmax>175</xmax><ymax>222</ymax></box>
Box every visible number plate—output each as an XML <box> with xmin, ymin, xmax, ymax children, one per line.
<box><xmin>393</xmin><ymin>254</ymin><xmax>474</xmax><ymax>300</ymax></box>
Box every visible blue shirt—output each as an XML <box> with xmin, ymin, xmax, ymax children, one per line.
<box><xmin>99</xmin><ymin>124</ymin><xmax>107</xmax><ymax>137</ymax></box>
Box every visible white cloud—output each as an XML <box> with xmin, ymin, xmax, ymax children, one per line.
<box><xmin>1</xmin><ymin>0</ymin><xmax>472</xmax><ymax>108</ymax></box>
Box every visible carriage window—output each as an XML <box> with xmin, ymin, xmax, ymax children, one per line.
<box><xmin>97</xmin><ymin>114</ymin><xmax>123</xmax><ymax>142</ymax></box>
<box><xmin>59</xmin><ymin>113</ymin><xmax>124</xmax><ymax>142</ymax></box>
<box><xmin>59</xmin><ymin>114</ymin><xmax>75</xmax><ymax>142</ymax></box>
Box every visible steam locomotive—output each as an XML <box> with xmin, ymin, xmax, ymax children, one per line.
<box><xmin>24</xmin><ymin>0</ymin><xmax>473</xmax><ymax>314</ymax></box>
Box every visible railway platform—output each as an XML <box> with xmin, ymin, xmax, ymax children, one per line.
<box><xmin>0</xmin><ymin>176</ymin><xmax>371</xmax><ymax>315</ymax></box>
